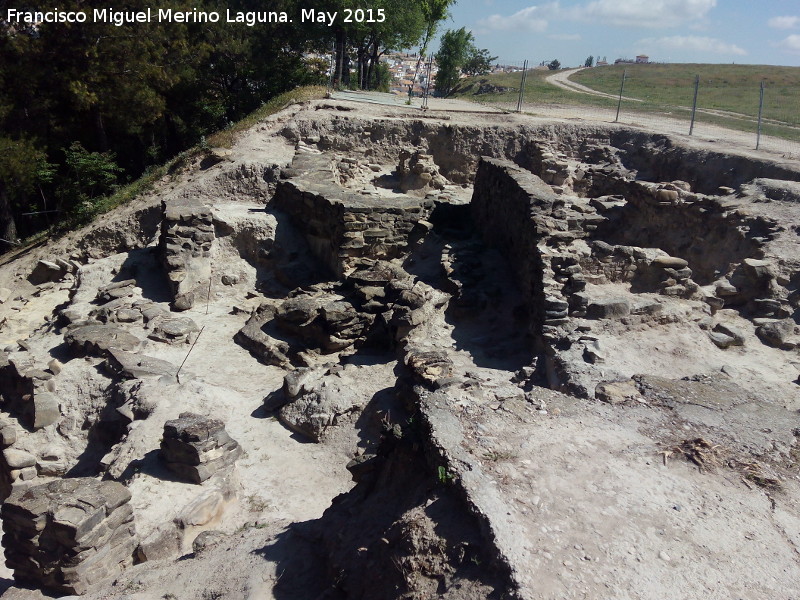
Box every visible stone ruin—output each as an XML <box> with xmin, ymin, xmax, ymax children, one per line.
<box><xmin>2</xmin><ymin>478</ymin><xmax>135</xmax><ymax>595</ymax></box>
<box><xmin>161</xmin><ymin>413</ymin><xmax>242</xmax><ymax>484</ymax></box>
<box><xmin>0</xmin><ymin>102</ymin><xmax>799</xmax><ymax>599</ymax></box>
<box><xmin>159</xmin><ymin>198</ymin><xmax>215</xmax><ymax>311</ymax></box>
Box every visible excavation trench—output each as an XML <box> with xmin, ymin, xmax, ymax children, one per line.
<box><xmin>2</xmin><ymin>106</ymin><xmax>800</xmax><ymax>599</ymax></box>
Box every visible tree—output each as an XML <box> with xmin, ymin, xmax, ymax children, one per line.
<box><xmin>463</xmin><ymin>48</ymin><xmax>498</xmax><ymax>77</ymax></box>
<box><xmin>547</xmin><ymin>59</ymin><xmax>561</xmax><ymax>71</ymax></box>
<box><xmin>411</xmin><ymin>0</ymin><xmax>457</xmax><ymax>89</ymax></box>
<box><xmin>0</xmin><ymin>137</ymin><xmax>45</xmax><ymax>250</ymax></box>
<box><xmin>327</xmin><ymin>0</ymin><xmax>431</xmax><ymax>90</ymax></box>
<box><xmin>434</xmin><ymin>28</ymin><xmax>475</xmax><ymax>97</ymax></box>
<box><xmin>0</xmin><ymin>0</ymin><xmax>452</xmax><ymax>251</ymax></box>
<box><xmin>373</xmin><ymin>62</ymin><xmax>392</xmax><ymax>92</ymax></box>
<box><xmin>0</xmin><ymin>0</ymin><xmax>324</xmax><ymax>248</ymax></box>
<box><xmin>57</xmin><ymin>142</ymin><xmax>122</xmax><ymax>223</ymax></box>
<box><xmin>584</xmin><ymin>56</ymin><xmax>594</xmax><ymax>67</ymax></box>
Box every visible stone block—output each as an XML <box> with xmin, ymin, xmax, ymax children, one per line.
<box><xmin>586</xmin><ymin>298</ymin><xmax>631</xmax><ymax>319</ymax></box>
<box><xmin>33</xmin><ymin>392</ymin><xmax>60</xmax><ymax>429</ymax></box>
<box><xmin>756</xmin><ymin>319</ymin><xmax>797</xmax><ymax>349</ymax></box>
<box><xmin>161</xmin><ymin>413</ymin><xmax>241</xmax><ymax>484</ymax></box>
<box><xmin>2</xmin><ymin>478</ymin><xmax>136</xmax><ymax>595</ymax></box>
<box><xmin>3</xmin><ymin>449</ymin><xmax>36</xmax><ymax>469</ymax></box>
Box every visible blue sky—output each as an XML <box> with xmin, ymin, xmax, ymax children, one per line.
<box><xmin>439</xmin><ymin>0</ymin><xmax>800</xmax><ymax>67</ymax></box>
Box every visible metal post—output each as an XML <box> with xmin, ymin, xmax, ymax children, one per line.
<box><xmin>516</xmin><ymin>61</ymin><xmax>527</xmax><ymax>113</ymax></box>
<box><xmin>614</xmin><ymin>69</ymin><xmax>626</xmax><ymax>123</ymax></box>
<box><xmin>520</xmin><ymin>60</ymin><xmax>528</xmax><ymax>111</ymax></box>
<box><xmin>327</xmin><ymin>41</ymin><xmax>335</xmax><ymax>94</ymax></box>
<box><xmin>422</xmin><ymin>55</ymin><xmax>433</xmax><ymax>109</ymax></box>
<box><xmin>756</xmin><ymin>80</ymin><xmax>765</xmax><ymax>150</ymax></box>
<box><xmin>689</xmin><ymin>74</ymin><xmax>700</xmax><ymax>135</ymax></box>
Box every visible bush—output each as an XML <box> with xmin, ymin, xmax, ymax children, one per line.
<box><xmin>58</xmin><ymin>142</ymin><xmax>122</xmax><ymax>222</ymax></box>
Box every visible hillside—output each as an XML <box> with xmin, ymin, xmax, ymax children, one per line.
<box><xmin>572</xmin><ymin>63</ymin><xmax>800</xmax><ymax>124</ymax></box>
<box><xmin>453</xmin><ymin>63</ymin><xmax>800</xmax><ymax>143</ymax></box>
<box><xmin>452</xmin><ymin>68</ymin><xmax>617</xmax><ymax>108</ymax></box>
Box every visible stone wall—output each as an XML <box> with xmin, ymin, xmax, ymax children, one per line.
<box><xmin>470</xmin><ymin>158</ymin><xmax>556</xmax><ymax>305</ymax></box>
<box><xmin>291</xmin><ymin>116</ymin><xmax>800</xmax><ymax>191</ymax></box>
<box><xmin>587</xmin><ymin>176</ymin><xmax>778</xmax><ymax>284</ymax></box>
<box><xmin>470</xmin><ymin>157</ymin><xmax>600</xmax><ymax>334</ymax></box>
<box><xmin>159</xmin><ymin>199</ymin><xmax>214</xmax><ymax>311</ymax></box>
<box><xmin>2</xmin><ymin>478</ymin><xmax>136</xmax><ymax>595</ymax></box>
<box><xmin>274</xmin><ymin>153</ymin><xmax>432</xmax><ymax>276</ymax></box>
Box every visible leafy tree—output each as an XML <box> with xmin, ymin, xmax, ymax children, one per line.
<box><xmin>326</xmin><ymin>0</ymin><xmax>431</xmax><ymax>90</ymax></box>
<box><xmin>547</xmin><ymin>59</ymin><xmax>561</xmax><ymax>70</ymax></box>
<box><xmin>463</xmin><ymin>48</ymin><xmax>498</xmax><ymax>77</ymax></box>
<box><xmin>435</xmin><ymin>28</ymin><xmax>475</xmax><ymax>97</ymax></box>
<box><xmin>373</xmin><ymin>62</ymin><xmax>392</xmax><ymax>92</ymax></box>
<box><xmin>411</xmin><ymin>0</ymin><xmax>457</xmax><ymax>88</ymax></box>
<box><xmin>584</xmin><ymin>56</ymin><xmax>595</xmax><ymax>67</ymax></box>
<box><xmin>0</xmin><ymin>0</ymin><xmax>453</xmax><ymax>250</ymax></box>
<box><xmin>58</xmin><ymin>142</ymin><xmax>122</xmax><ymax>222</ymax></box>
<box><xmin>0</xmin><ymin>137</ymin><xmax>46</xmax><ymax>249</ymax></box>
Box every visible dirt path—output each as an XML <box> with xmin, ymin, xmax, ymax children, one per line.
<box><xmin>545</xmin><ymin>68</ymin><xmax>800</xmax><ymax>139</ymax></box>
<box><xmin>546</xmin><ymin>67</ymin><xmax>643</xmax><ymax>102</ymax></box>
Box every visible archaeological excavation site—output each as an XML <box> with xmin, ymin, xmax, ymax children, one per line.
<box><xmin>0</xmin><ymin>97</ymin><xmax>799</xmax><ymax>600</ymax></box>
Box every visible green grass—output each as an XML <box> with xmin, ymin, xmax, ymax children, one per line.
<box><xmin>572</xmin><ymin>63</ymin><xmax>800</xmax><ymax>124</ymax></box>
<box><xmin>207</xmin><ymin>85</ymin><xmax>326</xmax><ymax>148</ymax></box>
<box><xmin>453</xmin><ymin>64</ymin><xmax>800</xmax><ymax>143</ymax></box>
<box><xmin>452</xmin><ymin>68</ymin><xmax>617</xmax><ymax>110</ymax></box>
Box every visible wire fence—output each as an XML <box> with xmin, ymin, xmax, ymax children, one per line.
<box><xmin>471</xmin><ymin>61</ymin><xmax>800</xmax><ymax>159</ymax></box>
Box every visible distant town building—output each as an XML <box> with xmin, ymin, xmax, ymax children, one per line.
<box><xmin>636</xmin><ymin>55</ymin><xmax>649</xmax><ymax>64</ymax></box>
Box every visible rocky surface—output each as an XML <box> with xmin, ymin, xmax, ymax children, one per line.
<box><xmin>160</xmin><ymin>413</ymin><xmax>242</xmax><ymax>484</ymax></box>
<box><xmin>0</xmin><ymin>97</ymin><xmax>798</xmax><ymax>600</ymax></box>
<box><xmin>2</xmin><ymin>478</ymin><xmax>135</xmax><ymax>595</ymax></box>
<box><xmin>159</xmin><ymin>199</ymin><xmax>214</xmax><ymax>311</ymax></box>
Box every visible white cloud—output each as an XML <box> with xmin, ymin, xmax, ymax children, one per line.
<box><xmin>549</xmin><ymin>33</ymin><xmax>582</xmax><ymax>40</ymax></box>
<box><xmin>568</xmin><ymin>0</ymin><xmax>717</xmax><ymax>28</ymax></box>
<box><xmin>478</xmin><ymin>0</ymin><xmax>716</xmax><ymax>33</ymax></box>
<box><xmin>637</xmin><ymin>35</ymin><xmax>747</xmax><ymax>56</ymax></box>
<box><xmin>768</xmin><ymin>16</ymin><xmax>800</xmax><ymax>29</ymax></box>
<box><xmin>478</xmin><ymin>3</ymin><xmax>560</xmax><ymax>32</ymax></box>
<box><xmin>777</xmin><ymin>34</ymin><xmax>800</xmax><ymax>53</ymax></box>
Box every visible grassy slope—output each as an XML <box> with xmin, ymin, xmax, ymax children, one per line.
<box><xmin>452</xmin><ymin>68</ymin><xmax>617</xmax><ymax>109</ymax></box>
<box><xmin>17</xmin><ymin>86</ymin><xmax>326</xmax><ymax>250</ymax></box>
<box><xmin>572</xmin><ymin>63</ymin><xmax>800</xmax><ymax>125</ymax></box>
<box><xmin>453</xmin><ymin>65</ymin><xmax>800</xmax><ymax>142</ymax></box>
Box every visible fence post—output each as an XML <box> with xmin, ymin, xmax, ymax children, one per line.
<box><xmin>516</xmin><ymin>60</ymin><xmax>528</xmax><ymax>113</ymax></box>
<box><xmin>689</xmin><ymin>74</ymin><xmax>700</xmax><ymax>135</ymax></box>
<box><xmin>756</xmin><ymin>80</ymin><xmax>765</xmax><ymax>150</ymax></box>
<box><xmin>327</xmin><ymin>41</ymin><xmax>335</xmax><ymax>94</ymax></box>
<box><xmin>614</xmin><ymin>69</ymin><xmax>626</xmax><ymax>123</ymax></box>
<box><xmin>422</xmin><ymin>55</ymin><xmax>433</xmax><ymax>109</ymax></box>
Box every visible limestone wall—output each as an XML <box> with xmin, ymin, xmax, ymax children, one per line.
<box><xmin>291</xmin><ymin>116</ymin><xmax>800</xmax><ymax>190</ymax></box>
<box><xmin>274</xmin><ymin>154</ymin><xmax>432</xmax><ymax>276</ymax></box>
